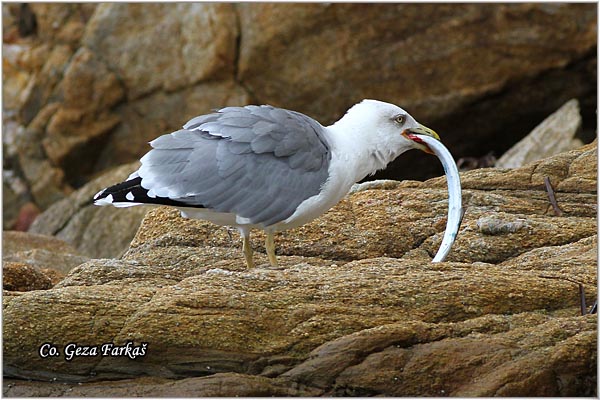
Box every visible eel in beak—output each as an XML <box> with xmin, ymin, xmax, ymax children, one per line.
<box><xmin>404</xmin><ymin>131</ymin><xmax>463</xmax><ymax>262</ymax></box>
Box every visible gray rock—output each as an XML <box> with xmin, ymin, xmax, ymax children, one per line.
<box><xmin>82</xmin><ymin>3</ymin><xmax>237</xmax><ymax>99</ymax></box>
<box><xmin>496</xmin><ymin>99</ymin><xmax>584</xmax><ymax>168</ymax></box>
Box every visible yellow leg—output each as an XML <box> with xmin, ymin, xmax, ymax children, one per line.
<box><xmin>242</xmin><ymin>232</ymin><xmax>255</xmax><ymax>269</ymax></box>
<box><xmin>266</xmin><ymin>232</ymin><xmax>278</xmax><ymax>267</ymax></box>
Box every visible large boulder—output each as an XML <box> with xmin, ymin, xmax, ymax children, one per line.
<box><xmin>236</xmin><ymin>3</ymin><xmax>597</xmax><ymax>179</ymax></box>
<box><xmin>2</xmin><ymin>3</ymin><xmax>248</xmax><ymax>211</ymax></box>
<box><xmin>123</xmin><ymin>141</ymin><xmax>597</xmax><ymax>264</ymax></box>
<box><xmin>2</xmin><ymin>3</ymin><xmax>596</xmax><ymax>222</ymax></box>
<box><xmin>3</xmin><ymin>143</ymin><xmax>596</xmax><ymax>396</ymax></box>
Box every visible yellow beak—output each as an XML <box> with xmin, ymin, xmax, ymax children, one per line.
<box><xmin>401</xmin><ymin>124</ymin><xmax>440</xmax><ymax>154</ymax></box>
<box><xmin>407</xmin><ymin>124</ymin><xmax>440</xmax><ymax>141</ymax></box>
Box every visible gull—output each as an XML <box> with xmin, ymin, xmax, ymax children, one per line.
<box><xmin>94</xmin><ymin>99</ymin><xmax>452</xmax><ymax>267</ymax></box>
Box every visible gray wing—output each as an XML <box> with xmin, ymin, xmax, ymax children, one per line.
<box><xmin>137</xmin><ymin>105</ymin><xmax>332</xmax><ymax>227</ymax></box>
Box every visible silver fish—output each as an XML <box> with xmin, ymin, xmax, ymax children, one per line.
<box><xmin>412</xmin><ymin>134</ymin><xmax>463</xmax><ymax>262</ymax></box>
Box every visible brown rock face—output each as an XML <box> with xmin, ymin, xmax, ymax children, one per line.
<box><xmin>3</xmin><ymin>262</ymin><xmax>53</xmax><ymax>291</ymax></box>
<box><xmin>2</xmin><ymin>3</ymin><xmax>596</xmax><ymax>220</ymax></box>
<box><xmin>237</xmin><ymin>4</ymin><xmax>596</xmax><ymax>174</ymax></box>
<box><xmin>3</xmin><ymin>231</ymin><xmax>88</xmax><ymax>285</ymax></box>
<box><xmin>3</xmin><ymin>144</ymin><xmax>596</xmax><ymax>396</ymax></box>
<box><xmin>82</xmin><ymin>3</ymin><xmax>237</xmax><ymax>100</ymax></box>
<box><xmin>43</xmin><ymin>47</ymin><xmax>124</xmax><ymax>171</ymax></box>
<box><xmin>2</xmin><ymin>3</ymin><xmax>597</xmax><ymax>395</ymax></box>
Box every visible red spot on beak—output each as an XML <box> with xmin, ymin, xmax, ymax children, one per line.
<box><xmin>403</xmin><ymin>131</ymin><xmax>435</xmax><ymax>154</ymax></box>
<box><xmin>406</xmin><ymin>133</ymin><xmax>424</xmax><ymax>144</ymax></box>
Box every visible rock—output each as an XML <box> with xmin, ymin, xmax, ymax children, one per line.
<box><xmin>284</xmin><ymin>314</ymin><xmax>596</xmax><ymax>396</ymax></box>
<box><xmin>3</xmin><ymin>231</ymin><xmax>88</xmax><ymax>275</ymax></box>
<box><xmin>42</xmin><ymin>47</ymin><xmax>124</xmax><ymax>173</ymax></box>
<box><xmin>500</xmin><ymin>235</ymin><xmax>596</xmax><ymax>277</ymax></box>
<box><xmin>93</xmin><ymin>80</ymin><xmax>250</xmax><ymax>172</ymax></box>
<box><xmin>3</xmin><ymin>5</ymin><xmax>120</xmax><ymax>192</ymax></box>
<box><xmin>3</xmin><ymin>373</ymin><xmax>318</xmax><ymax>397</ymax></box>
<box><xmin>8</xmin><ymin>104</ymin><xmax>73</xmax><ymax>212</ymax></box>
<box><xmin>3</xmin><ymin>231</ymin><xmax>78</xmax><ymax>255</ymax></box>
<box><xmin>2</xmin><ymin>42</ymin><xmax>36</xmax><ymax>111</ymax></box>
<box><xmin>39</xmin><ymin>268</ymin><xmax>66</xmax><ymax>287</ymax></box>
<box><xmin>2</xmin><ymin>179</ymin><xmax>21</xmax><ymax>230</ymax></box>
<box><xmin>82</xmin><ymin>3</ymin><xmax>237</xmax><ymax>99</ymax></box>
<box><xmin>2</xmin><ymin>169</ymin><xmax>30</xmax><ymax>230</ymax></box>
<box><xmin>24</xmin><ymin>159</ymin><xmax>69</xmax><ymax>210</ymax></box>
<box><xmin>3</xmin><ymin>3</ymin><xmax>597</xmax><ymax>216</ymax></box>
<box><xmin>239</xmin><ymin>4</ymin><xmax>594</xmax><ymax>120</ymax></box>
<box><xmin>3</xmin><ymin>144</ymin><xmax>596</xmax><ymax>396</ymax></box>
<box><xmin>2</xmin><ymin>4</ymin><xmax>19</xmax><ymax>42</ymax></box>
<box><xmin>3</xmin><ymin>262</ymin><xmax>53</xmax><ymax>291</ymax></box>
<box><xmin>28</xmin><ymin>4</ymin><xmax>96</xmax><ymax>46</ymax></box>
<box><xmin>29</xmin><ymin>162</ymin><xmax>152</xmax><ymax>259</ymax></box>
<box><xmin>12</xmin><ymin>202</ymin><xmax>40</xmax><ymax>232</ymax></box>
<box><xmin>2</xmin><ymin>261</ymin><xmax>596</xmax><ymax>395</ymax></box>
<box><xmin>237</xmin><ymin>3</ymin><xmax>596</xmax><ymax>180</ymax></box>
<box><xmin>1</xmin><ymin>232</ymin><xmax>69</xmax><ymax>290</ymax></box>
<box><xmin>20</xmin><ymin>43</ymin><xmax>74</xmax><ymax>125</ymax></box>
<box><xmin>496</xmin><ymin>99</ymin><xmax>584</xmax><ymax>168</ymax></box>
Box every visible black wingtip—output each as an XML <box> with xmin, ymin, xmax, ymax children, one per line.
<box><xmin>93</xmin><ymin>176</ymin><xmax>205</xmax><ymax>209</ymax></box>
<box><xmin>94</xmin><ymin>177</ymin><xmax>148</xmax><ymax>206</ymax></box>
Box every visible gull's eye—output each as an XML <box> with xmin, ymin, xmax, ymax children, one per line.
<box><xmin>394</xmin><ymin>115</ymin><xmax>405</xmax><ymax>125</ymax></box>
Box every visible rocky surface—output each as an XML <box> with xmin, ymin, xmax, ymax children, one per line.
<box><xmin>238</xmin><ymin>4</ymin><xmax>596</xmax><ymax>136</ymax></box>
<box><xmin>496</xmin><ymin>99</ymin><xmax>584</xmax><ymax>168</ymax></box>
<box><xmin>3</xmin><ymin>373</ymin><xmax>318</xmax><ymax>397</ymax></box>
<box><xmin>2</xmin><ymin>230</ymin><xmax>89</xmax><ymax>292</ymax></box>
<box><xmin>2</xmin><ymin>4</ymin><xmax>596</xmax><ymax>224</ymax></box>
<box><xmin>2</xmin><ymin>3</ymin><xmax>598</xmax><ymax>395</ymax></box>
<box><xmin>3</xmin><ymin>231</ymin><xmax>88</xmax><ymax>281</ymax></box>
<box><xmin>3</xmin><ymin>143</ymin><xmax>596</xmax><ymax>396</ymax></box>
<box><xmin>2</xmin><ymin>168</ymin><xmax>31</xmax><ymax>230</ymax></box>
<box><xmin>3</xmin><ymin>262</ymin><xmax>53</xmax><ymax>291</ymax></box>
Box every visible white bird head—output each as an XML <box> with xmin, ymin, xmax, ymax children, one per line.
<box><xmin>329</xmin><ymin>99</ymin><xmax>440</xmax><ymax>171</ymax></box>
<box><xmin>346</xmin><ymin>99</ymin><xmax>439</xmax><ymax>152</ymax></box>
